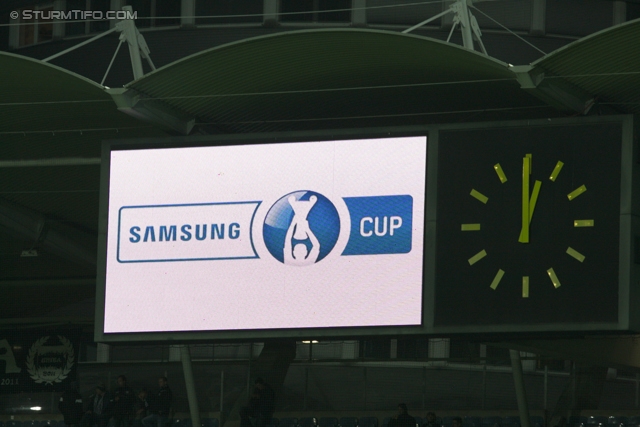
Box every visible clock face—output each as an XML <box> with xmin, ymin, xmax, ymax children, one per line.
<box><xmin>434</xmin><ymin>123</ymin><xmax>623</xmax><ymax>329</ymax></box>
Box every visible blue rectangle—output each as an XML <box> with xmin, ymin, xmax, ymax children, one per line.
<box><xmin>342</xmin><ymin>195</ymin><xmax>413</xmax><ymax>255</ymax></box>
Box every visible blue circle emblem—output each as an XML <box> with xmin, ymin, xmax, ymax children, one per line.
<box><xmin>263</xmin><ymin>191</ymin><xmax>340</xmax><ymax>265</ymax></box>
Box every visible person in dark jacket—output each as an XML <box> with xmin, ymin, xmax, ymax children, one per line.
<box><xmin>112</xmin><ymin>375</ymin><xmax>136</xmax><ymax>427</ymax></box>
<box><xmin>59</xmin><ymin>381</ymin><xmax>84</xmax><ymax>427</ymax></box>
<box><xmin>142</xmin><ymin>377</ymin><xmax>172</xmax><ymax>427</ymax></box>
<box><xmin>240</xmin><ymin>377</ymin><xmax>276</xmax><ymax>427</ymax></box>
<box><xmin>134</xmin><ymin>389</ymin><xmax>150</xmax><ymax>421</ymax></box>
<box><xmin>388</xmin><ymin>404</ymin><xmax>416</xmax><ymax>427</ymax></box>
<box><xmin>423</xmin><ymin>413</ymin><xmax>438</xmax><ymax>427</ymax></box>
<box><xmin>82</xmin><ymin>384</ymin><xmax>112</xmax><ymax>427</ymax></box>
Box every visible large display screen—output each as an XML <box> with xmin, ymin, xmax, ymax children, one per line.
<box><xmin>102</xmin><ymin>137</ymin><xmax>427</xmax><ymax>335</ymax></box>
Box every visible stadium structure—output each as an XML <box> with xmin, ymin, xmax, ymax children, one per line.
<box><xmin>1</xmin><ymin>0</ymin><xmax>640</xmax><ymax>426</ymax></box>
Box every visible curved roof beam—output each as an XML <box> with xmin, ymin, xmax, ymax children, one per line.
<box><xmin>114</xmin><ymin>29</ymin><xmax>552</xmax><ymax>133</ymax></box>
<box><xmin>514</xmin><ymin>18</ymin><xmax>640</xmax><ymax>115</ymax></box>
<box><xmin>0</xmin><ymin>51</ymin><xmax>161</xmax><ymax>134</ymax></box>
<box><xmin>128</xmin><ymin>28</ymin><xmax>512</xmax><ymax>84</ymax></box>
<box><xmin>0</xmin><ymin>50</ymin><xmax>110</xmax><ymax>103</ymax></box>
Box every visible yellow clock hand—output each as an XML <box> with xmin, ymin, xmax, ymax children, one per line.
<box><xmin>519</xmin><ymin>180</ymin><xmax>542</xmax><ymax>242</ymax></box>
<box><xmin>520</xmin><ymin>155</ymin><xmax>530</xmax><ymax>243</ymax></box>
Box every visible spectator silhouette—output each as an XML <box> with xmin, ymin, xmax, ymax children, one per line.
<box><xmin>59</xmin><ymin>381</ymin><xmax>84</xmax><ymax>427</ymax></box>
<box><xmin>135</xmin><ymin>389</ymin><xmax>150</xmax><ymax>421</ymax></box>
<box><xmin>423</xmin><ymin>413</ymin><xmax>438</xmax><ymax>427</ymax></box>
<box><xmin>389</xmin><ymin>404</ymin><xmax>416</xmax><ymax>427</ymax></box>
<box><xmin>82</xmin><ymin>384</ymin><xmax>112</xmax><ymax>427</ymax></box>
<box><xmin>142</xmin><ymin>377</ymin><xmax>172</xmax><ymax>427</ymax></box>
<box><xmin>240</xmin><ymin>377</ymin><xmax>276</xmax><ymax>427</ymax></box>
<box><xmin>112</xmin><ymin>375</ymin><xmax>135</xmax><ymax>427</ymax></box>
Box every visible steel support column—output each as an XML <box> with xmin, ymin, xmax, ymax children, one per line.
<box><xmin>352</xmin><ymin>0</ymin><xmax>366</xmax><ymax>27</ymax></box>
<box><xmin>220</xmin><ymin>370</ymin><xmax>225</xmax><ymax>422</ymax></box>
<box><xmin>264</xmin><ymin>0</ymin><xmax>279</xmax><ymax>26</ymax></box>
<box><xmin>530</xmin><ymin>0</ymin><xmax>546</xmax><ymax>36</ymax></box>
<box><xmin>52</xmin><ymin>0</ymin><xmax>65</xmax><ymax>40</ymax></box>
<box><xmin>119</xmin><ymin>6</ymin><xmax>144</xmax><ymax>80</ymax></box>
<box><xmin>510</xmin><ymin>350</ymin><xmax>531</xmax><ymax>427</ymax></box>
<box><xmin>181</xmin><ymin>346</ymin><xmax>201</xmax><ymax>427</ymax></box>
<box><xmin>613</xmin><ymin>1</ymin><xmax>627</xmax><ymax>25</ymax></box>
<box><xmin>181</xmin><ymin>0</ymin><xmax>196</xmax><ymax>27</ymax></box>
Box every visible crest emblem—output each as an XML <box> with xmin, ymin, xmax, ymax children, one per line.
<box><xmin>26</xmin><ymin>335</ymin><xmax>75</xmax><ymax>385</ymax></box>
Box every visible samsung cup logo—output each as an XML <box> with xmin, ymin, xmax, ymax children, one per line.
<box><xmin>117</xmin><ymin>192</ymin><xmax>412</xmax><ymax>263</ymax></box>
<box><xmin>263</xmin><ymin>191</ymin><xmax>340</xmax><ymax>265</ymax></box>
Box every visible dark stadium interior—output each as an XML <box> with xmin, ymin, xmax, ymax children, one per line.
<box><xmin>1</xmin><ymin>0</ymin><xmax>640</xmax><ymax>425</ymax></box>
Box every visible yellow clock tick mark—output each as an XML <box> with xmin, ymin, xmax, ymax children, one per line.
<box><xmin>468</xmin><ymin>249</ymin><xmax>487</xmax><ymax>265</ymax></box>
<box><xmin>522</xmin><ymin>276</ymin><xmax>529</xmax><ymax>298</ymax></box>
<box><xmin>490</xmin><ymin>269</ymin><xmax>505</xmax><ymax>290</ymax></box>
<box><xmin>550</xmin><ymin>161</ymin><xmax>564</xmax><ymax>181</ymax></box>
<box><xmin>461</xmin><ymin>223</ymin><xmax>481</xmax><ymax>231</ymax></box>
<box><xmin>494</xmin><ymin>163</ymin><xmax>507</xmax><ymax>183</ymax></box>
<box><xmin>470</xmin><ymin>189</ymin><xmax>488</xmax><ymax>204</ymax></box>
<box><xmin>547</xmin><ymin>268</ymin><xmax>561</xmax><ymax>288</ymax></box>
<box><xmin>567</xmin><ymin>185</ymin><xmax>587</xmax><ymax>201</ymax></box>
<box><xmin>574</xmin><ymin>219</ymin><xmax>594</xmax><ymax>227</ymax></box>
<box><xmin>566</xmin><ymin>247</ymin><xmax>585</xmax><ymax>262</ymax></box>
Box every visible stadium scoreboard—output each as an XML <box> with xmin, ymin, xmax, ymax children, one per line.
<box><xmin>95</xmin><ymin>115</ymin><xmax>639</xmax><ymax>342</ymax></box>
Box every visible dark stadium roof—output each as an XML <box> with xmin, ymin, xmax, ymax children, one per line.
<box><xmin>532</xmin><ymin>18</ymin><xmax>640</xmax><ymax>116</ymax></box>
<box><xmin>123</xmin><ymin>28</ymin><xmax>561</xmax><ymax>134</ymax></box>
